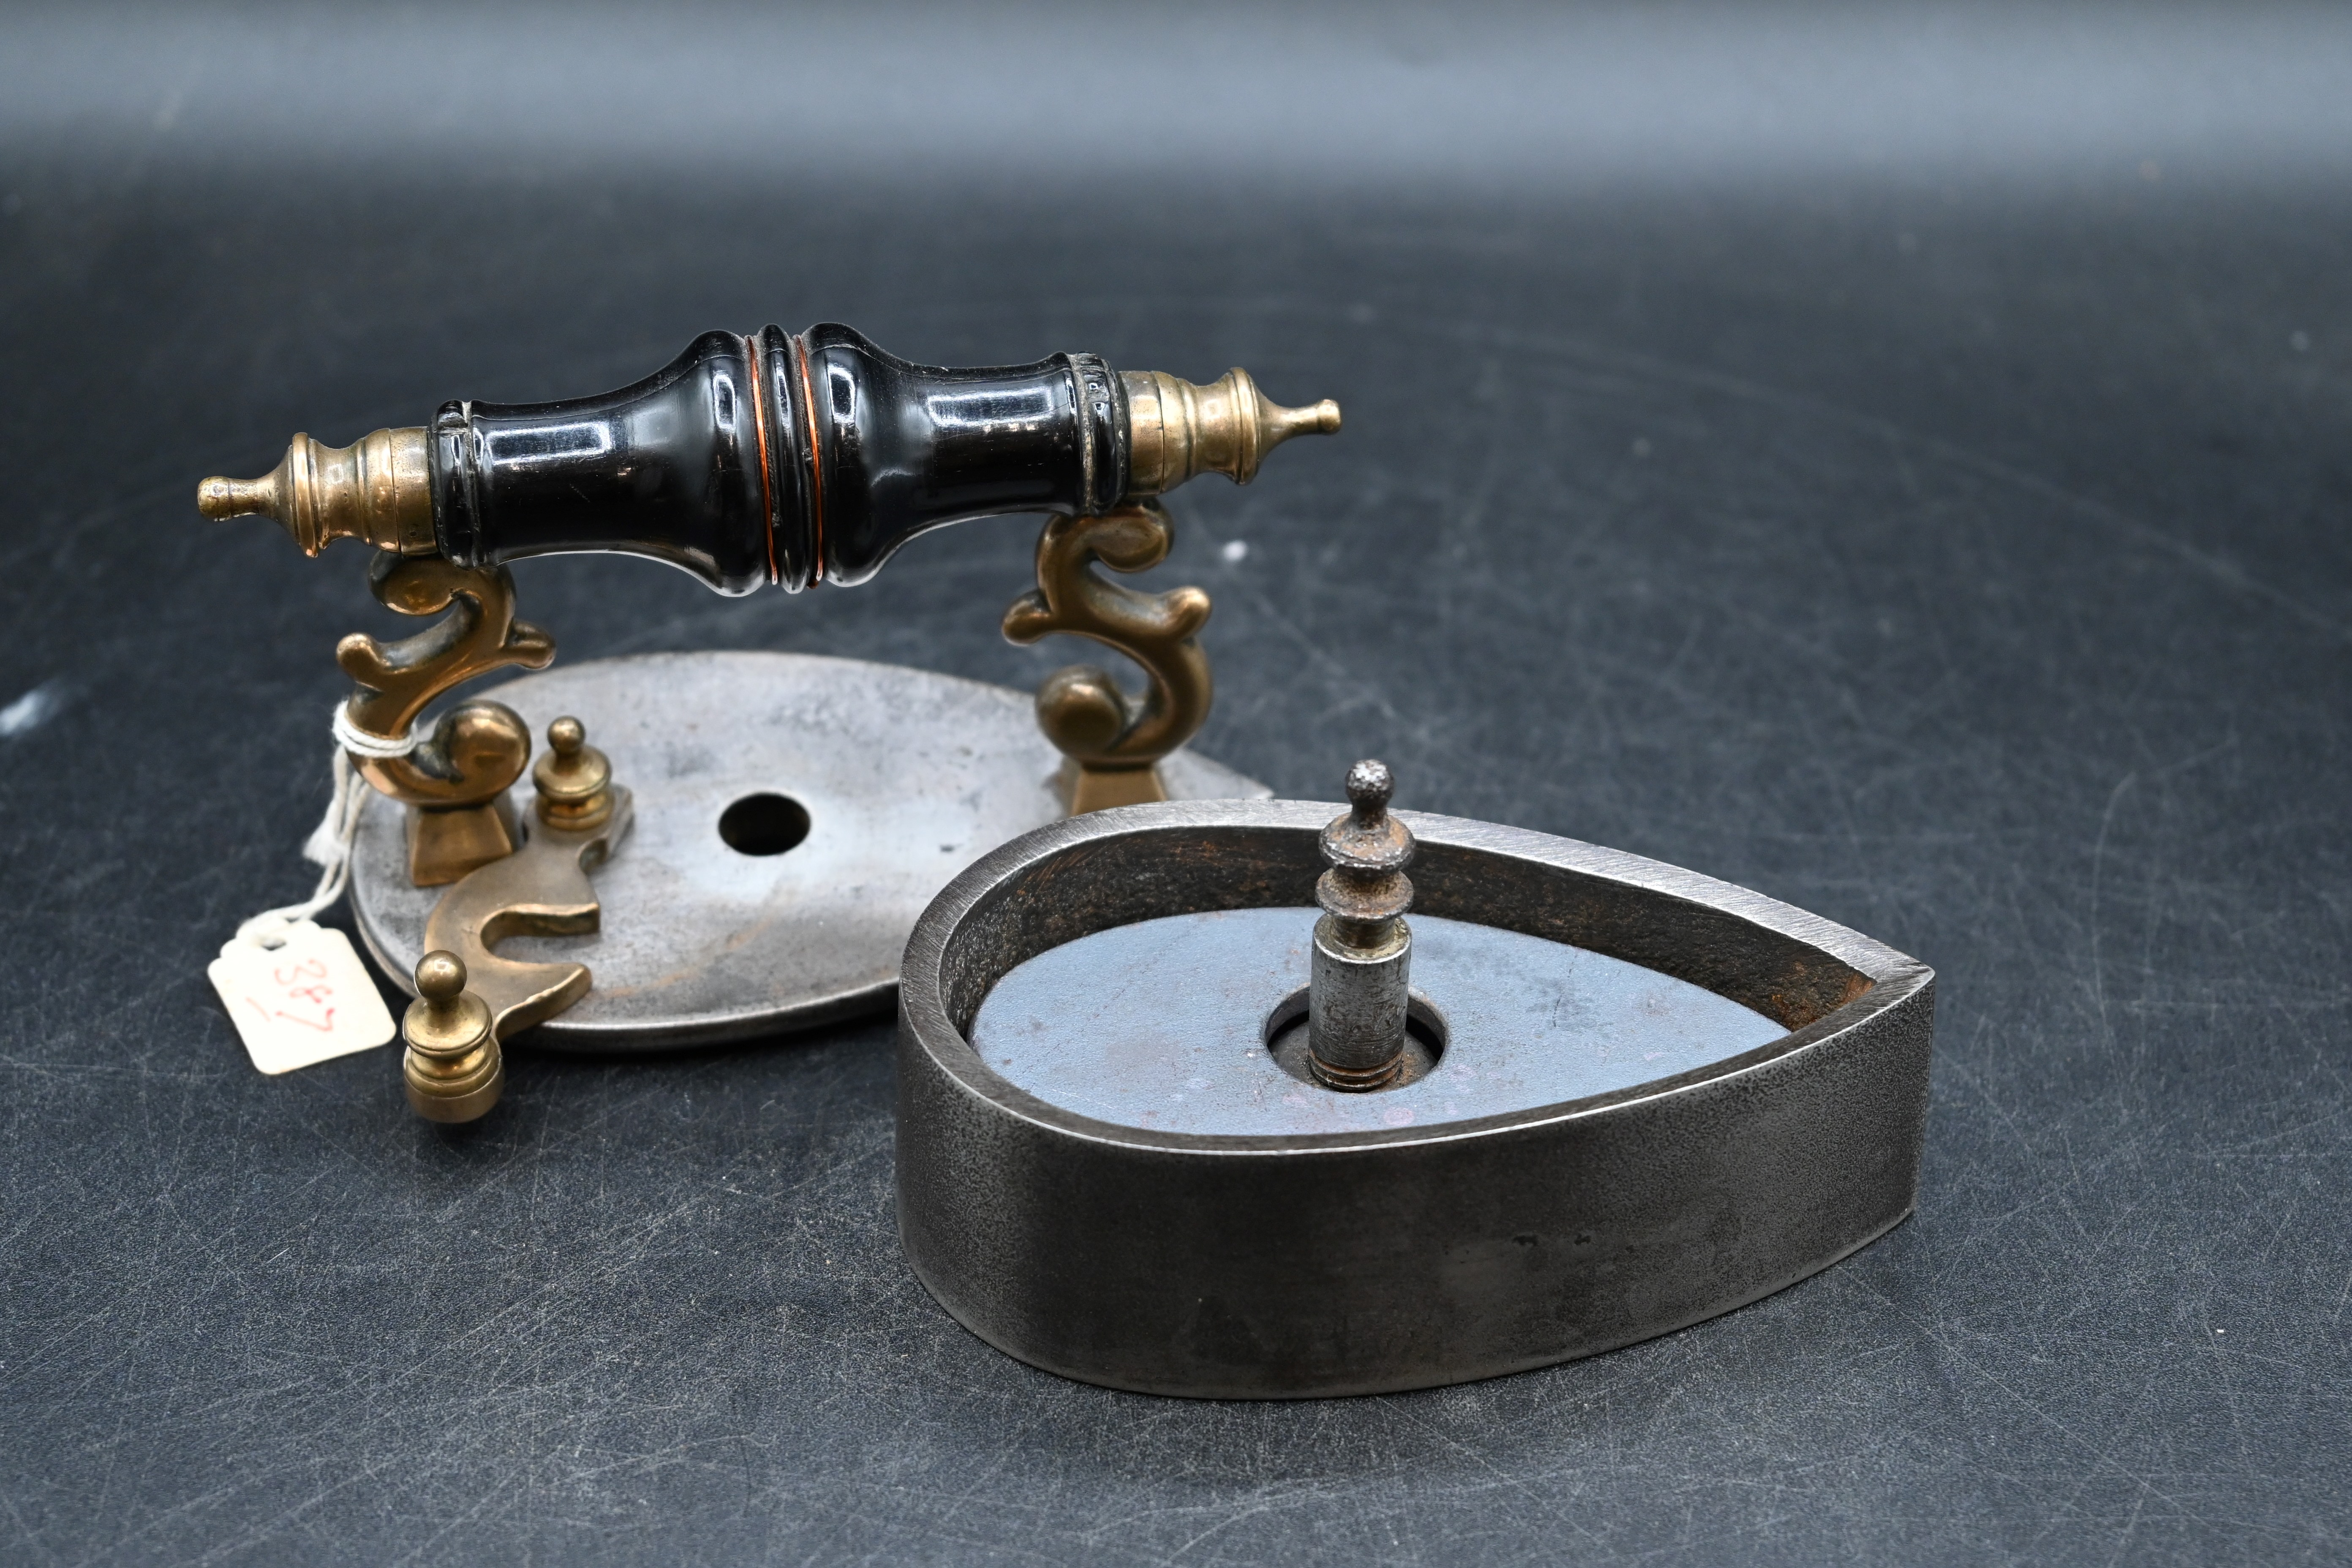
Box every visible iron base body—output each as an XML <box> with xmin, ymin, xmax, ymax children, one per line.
<box><xmin>896</xmin><ymin>800</ymin><xmax>1934</xmax><ymax>1398</ymax></box>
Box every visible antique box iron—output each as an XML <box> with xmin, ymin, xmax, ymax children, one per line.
<box><xmin>201</xmin><ymin>317</ymin><xmax>1936</xmax><ymax>1401</ymax></box>
<box><xmin>896</xmin><ymin>770</ymin><xmax>1935</xmax><ymax>1397</ymax></box>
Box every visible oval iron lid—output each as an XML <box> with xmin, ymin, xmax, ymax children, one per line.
<box><xmin>349</xmin><ymin>651</ymin><xmax>1267</xmax><ymax>1049</ymax></box>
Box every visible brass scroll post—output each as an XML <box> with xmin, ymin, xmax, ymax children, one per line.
<box><xmin>196</xmin><ymin>436</ymin><xmax>548</xmax><ymax>882</ymax></box>
<box><xmin>1003</xmin><ymin>501</ymin><xmax>1211</xmax><ymax>814</ymax></box>
<box><xmin>337</xmin><ymin>553</ymin><xmax>555</xmax><ymax>885</ymax></box>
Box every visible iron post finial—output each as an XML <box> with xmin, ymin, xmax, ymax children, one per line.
<box><xmin>1307</xmin><ymin>759</ymin><xmax>1416</xmax><ymax>1090</ymax></box>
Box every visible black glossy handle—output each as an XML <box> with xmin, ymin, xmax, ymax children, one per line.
<box><xmin>428</xmin><ymin>325</ymin><xmax>1127</xmax><ymax>595</ymax></box>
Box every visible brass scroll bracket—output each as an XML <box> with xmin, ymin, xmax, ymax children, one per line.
<box><xmin>403</xmin><ymin>718</ymin><xmax>633</xmax><ymax>1124</ymax></box>
<box><xmin>337</xmin><ymin>553</ymin><xmax>555</xmax><ymax>885</ymax></box>
<box><xmin>1002</xmin><ymin>500</ymin><xmax>1211</xmax><ymax>814</ymax></box>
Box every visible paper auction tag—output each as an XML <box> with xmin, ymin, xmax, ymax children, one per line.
<box><xmin>208</xmin><ymin>920</ymin><xmax>398</xmax><ymax>1074</ymax></box>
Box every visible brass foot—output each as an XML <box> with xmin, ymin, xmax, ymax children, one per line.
<box><xmin>1049</xmin><ymin>752</ymin><xmax>1172</xmax><ymax>815</ymax></box>
<box><xmin>405</xmin><ymin>793</ymin><xmax>523</xmax><ymax>888</ymax></box>
<box><xmin>402</xmin><ymin>950</ymin><xmax>504</xmax><ymax>1124</ymax></box>
<box><xmin>416</xmin><ymin>716</ymin><xmax>633</xmax><ymax>1051</ymax></box>
<box><xmin>1003</xmin><ymin>501</ymin><xmax>1211</xmax><ymax>814</ymax></box>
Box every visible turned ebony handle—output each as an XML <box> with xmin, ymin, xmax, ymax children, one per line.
<box><xmin>199</xmin><ymin>323</ymin><xmax>1341</xmax><ymax>596</ymax></box>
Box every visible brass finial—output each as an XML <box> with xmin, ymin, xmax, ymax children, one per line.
<box><xmin>531</xmin><ymin>716</ymin><xmax>615</xmax><ymax>831</ymax></box>
<box><xmin>1122</xmin><ymin>368</ymin><xmax>1341</xmax><ymax>495</ymax></box>
<box><xmin>197</xmin><ymin>426</ymin><xmax>436</xmax><ymax>557</ymax></box>
<box><xmin>337</xmin><ymin>556</ymin><xmax>555</xmax><ymax>887</ymax></box>
<box><xmin>401</xmin><ymin>950</ymin><xmax>503</xmax><ymax>1123</ymax></box>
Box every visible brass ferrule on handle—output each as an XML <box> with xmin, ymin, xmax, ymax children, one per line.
<box><xmin>1121</xmin><ymin>369</ymin><xmax>1343</xmax><ymax>495</ymax></box>
<box><xmin>197</xmin><ymin>426</ymin><xmax>436</xmax><ymax>558</ymax></box>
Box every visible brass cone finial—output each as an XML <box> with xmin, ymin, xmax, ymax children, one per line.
<box><xmin>401</xmin><ymin>949</ymin><xmax>503</xmax><ymax>1124</ymax></box>
<box><xmin>197</xmin><ymin>426</ymin><xmax>436</xmax><ymax>557</ymax></box>
<box><xmin>1122</xmin><ymin>367</ymin><xmax>1342</xmax><ymax>495</ymax></box>
<box><xmin>531</xmin><ymin>715</ymin><xmax>615</xmax><ymax>832</ymax></box>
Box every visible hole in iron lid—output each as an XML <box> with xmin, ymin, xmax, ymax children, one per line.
<box><xmin>719</xmin><ymin>792</ymin><xmax>811</xmax><ymax>856</ymax></box>
<box><xmin>1263</xmin><ymin>985</ymin><xmax>1447</xmax><ymax>1092</ymax></box>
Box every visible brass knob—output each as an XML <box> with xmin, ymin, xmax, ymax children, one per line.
<box><xmin>531</xmin><ymin>716</ymin><xmax>615</xmax><ymax>832</ymax></box>
<box><xmin>1122</xmin><ymin>368</ymin><xmax>1341</xmax><ymax>495</ymax></box>
<box><xmin>198</xmin><ymin>427</ymin><xmax>436</xmax><ymax>557</ymax></box>
<box><xmin>401</xmin><ymin>950</ymin><xmax>503</xmax><ymax>1123</ymax></box>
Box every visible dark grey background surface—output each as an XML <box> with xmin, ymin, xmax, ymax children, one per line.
<box><xmin>2</xmin><ymin>3</ymin><xmax>2348</xmax><ymax>1563</ymax></box>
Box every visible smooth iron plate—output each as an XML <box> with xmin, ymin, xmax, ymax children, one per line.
<box><xmin>349</xmin><ymin>651</ymin><xmax>1268</xmax><ymax>1050</ymax></box>
<box><xmin>970</xmin><ymin>906</ymin><xmax>1787</xmax><ymax>1137</ymax></box>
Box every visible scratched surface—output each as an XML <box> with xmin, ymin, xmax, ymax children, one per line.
<box><xmin>3</xmin><ymin>5</ymin><xmax>2351</xmax><ymax>1564</ymax></box>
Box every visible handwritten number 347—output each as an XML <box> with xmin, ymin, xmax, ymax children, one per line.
<box><xmin>245</xmin><ymin>956</ymin><xmax>339</xmax><ymax>1032</ymax></box>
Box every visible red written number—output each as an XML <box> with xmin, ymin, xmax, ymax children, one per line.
<box><xmin>242</xmin><ymin>969</ymin><xmax>339</xmax><ymax>1032</ymax></box>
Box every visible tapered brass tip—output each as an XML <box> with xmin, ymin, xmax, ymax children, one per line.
<box><xmin>1122</xmin><ymin>367</ymin><xmax>1342</xmax><ymax>495</ymax></box>
<box><xmin>196</xmin><ymin>427</ymin><xmax>438</xmax><ymax>558</ymax></box>
<box><xmin>196</xmin><ymin>474</ymin><xmax>279</xmax><ymax>522</ymax></box>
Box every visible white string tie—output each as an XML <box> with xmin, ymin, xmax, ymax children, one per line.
<box><xmin>230</xmin><ymin>705</ymin><xmax>418</xmax><ymax>950</ymax></box>
<box><xmin>332</xmin><ymin>702</ymin><xmax>422</xmax><ymax>760</ymax></box>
